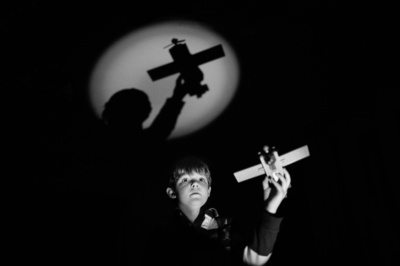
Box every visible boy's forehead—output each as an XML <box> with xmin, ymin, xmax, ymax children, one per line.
<box><xmin>177</xmin><ymin>172</ymin><xmax>207</xmax><ymax>179</ymax></box>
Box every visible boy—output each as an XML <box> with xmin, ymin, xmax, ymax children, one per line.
<box><xmin>145</xmin><ymin>153</ymin><xmax>291</xmax><ymax>266</ymax></box>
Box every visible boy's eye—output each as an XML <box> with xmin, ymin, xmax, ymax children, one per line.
<box><xmin>199</xmin><ymin>178</ymin><xmax>205</xmax><ymax>182</ymax></box>
<box><xmin>181</xmin><ymin>178</ymin><xmax>188</xmax><ymax>183</ymax></box>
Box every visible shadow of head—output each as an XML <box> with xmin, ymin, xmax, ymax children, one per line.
<box><xmin>102</xmin><ymin>88</ymin><xmax>152</xmax><ymax>129</ymax></box>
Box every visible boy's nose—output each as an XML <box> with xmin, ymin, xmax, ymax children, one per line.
<box><xmin>190</xmin><ymin>181</ymin><xmax>199</xmax><ymax>187</ymax></box>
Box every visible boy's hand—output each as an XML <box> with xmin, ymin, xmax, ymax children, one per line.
<box><xmin>260</xmin><ymin>149</ymin><xmax>291</xmax><ymax>214</ymax></box>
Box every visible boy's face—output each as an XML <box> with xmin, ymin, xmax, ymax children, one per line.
<box><xmin>170</xmin><ymin>172</ymin><xmax>211</xmax><ymax>209</ymax></box>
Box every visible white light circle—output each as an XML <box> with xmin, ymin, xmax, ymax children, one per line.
<box><xmin>89</xmin><ymin>20</ymin><xmax>240</xmax><ymax>139</ymax></box>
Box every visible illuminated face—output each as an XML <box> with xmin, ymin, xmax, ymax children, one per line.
<box><xmin>174</xmin><ymin>173</ymin><xmax>211</xmax><ymax>209</ymax></box>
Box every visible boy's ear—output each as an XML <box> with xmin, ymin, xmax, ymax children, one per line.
<box><xmin>166</xmin><ymin>187</ymin><xmax>176</xmax><ymax>199</ymax></box>
<box><xmin>207</xmin><ymin>187</ymin><xmax>211</xmax><ymax>197</ymax></box>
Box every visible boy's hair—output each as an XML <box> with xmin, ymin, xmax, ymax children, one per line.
<box><xmin>169</xmin><ymin>157</ymin><xmax>212</xmax><ymax>189</ymax></box>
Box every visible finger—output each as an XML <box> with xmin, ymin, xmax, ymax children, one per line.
<box><xmin>262</xmin><ymin>175</ymin><xmax>270</xmax><ymax>190</ymax></box>
<box><xmin>271</xmin><ymin>177</ymin><xmax>289</xmax><ymax>199</ymax></box>
<box><xmin>274</xmin><ymin>171</ymin><xmax>289</xmax><ymax>191</ymax></box>
<box><xmin>269</xmin><ymin>177</ymin><xmax>284</xmax><ymax>193</ymax></box>
<box><xmin>282</xmin><ymin>168</ymin><xmax>291</xmax><ymax>189</ymax></box>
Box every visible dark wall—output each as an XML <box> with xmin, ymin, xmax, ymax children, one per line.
<box><xmin>2</xmin><ymin>2</ymin><xmax>399</xmax><ymax>265</ymax></box>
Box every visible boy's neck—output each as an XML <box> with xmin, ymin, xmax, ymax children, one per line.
<box><xmin>179</xmin><ymin>205</ymin><xmax>201</xmax><ymax>223</ymax></box>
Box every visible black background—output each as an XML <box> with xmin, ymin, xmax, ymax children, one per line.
<box><xmin>2</xmin><ymin>2</ymin><xmax>399</xmax><ymax>265</ymax></box>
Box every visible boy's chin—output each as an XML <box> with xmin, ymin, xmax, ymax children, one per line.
<box><xmin>187</xmin><ymin>197</ymin><xmax>207</xmax><ymax>206</ymax></box>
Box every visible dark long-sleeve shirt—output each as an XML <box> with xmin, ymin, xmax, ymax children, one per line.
<box><xmin>143</xmin><ymin>206</ymin><xmax>283</xmax><ymax>266</ymax></box>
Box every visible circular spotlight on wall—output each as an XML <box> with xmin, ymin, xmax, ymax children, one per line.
<box><xmin>89</xmin><ymin>20</ymin><xmax>240</xmax><ymax>139</ymax></box>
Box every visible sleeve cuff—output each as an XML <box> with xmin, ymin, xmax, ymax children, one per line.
<box><xmin>261</xmin><ymin>210</ymin><xmax>283</xmax><ymax>231</ymax></box>
<box><xmin>248</xmin><ymin>211</ymin><xmax>283</xmax><ymax>256</ymax></box>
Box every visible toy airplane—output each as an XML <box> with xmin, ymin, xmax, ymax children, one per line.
<box><xmin>148</xmin><ymin>38</ymin><xmax>225</xmax><ymax>97</ymax></box>
<box><xmin>234</xmin><ymin>145</ymin><xmax>310</xmax><ymax>182</ymax></box>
